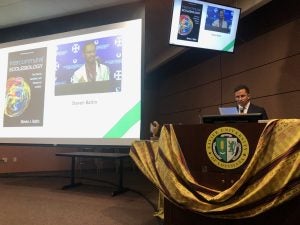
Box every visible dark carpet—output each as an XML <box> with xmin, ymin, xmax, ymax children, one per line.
<box><xmin>0</xmin><ymin>170</ymin><xmax>162</xmax><ymax>225</ymax></box>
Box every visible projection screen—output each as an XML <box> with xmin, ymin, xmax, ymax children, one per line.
<box><xmin>0</xmin><ymin>19</ymin><xmax>142</xmax><ymax>146</ymax></box>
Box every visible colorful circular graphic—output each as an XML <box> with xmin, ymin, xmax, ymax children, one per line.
<box><xmin>5</xmin><ymin>77</ymin><xmax>31</xmax><ymax>117</ymax></box>
<box><xmin>178</xmin><ymin>15</ymin><xmax>193</xmax><ymax>36</ymax></box>
<box><xmin>206</xmin><ymin>127</ymin><xmax>249</xmax><ymax>170</ymax></box>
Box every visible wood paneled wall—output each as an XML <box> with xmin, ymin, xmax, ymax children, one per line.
<box><xmin>0</xmin><ymin>146</ymin><xmax>74</xmax><ymax>173</ymax></box>
<box><xmin>157</xmin><ymin>19</ymin><xmax>300</xmax><ymax>124</ymax></box>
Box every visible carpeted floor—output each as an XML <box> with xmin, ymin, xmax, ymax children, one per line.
<box><xmin>0</xmin><ymin>170</ymin><xmax>162</xmax><ymax>225</ymax></box>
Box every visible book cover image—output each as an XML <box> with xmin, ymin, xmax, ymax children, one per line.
<box><xmin>177</xmin><ymin>1</ymin><xmax>203</xmax><ymax>42</ymax></box>
<box><xmin>3</xmin><ymin>47</ymin><xmax>47</xmax><ymax>127</ymax></box>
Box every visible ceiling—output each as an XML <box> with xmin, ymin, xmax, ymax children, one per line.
<box><xmin>0</xmin><ymin>0</ymin><xmax>271</xmax><ymax>72</ymax></box>
<box><xmin>0</xmin><ymin>0</ymin><xmax>139</xmax><ymax>29</ymax></box>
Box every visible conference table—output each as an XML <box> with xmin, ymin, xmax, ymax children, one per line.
<box><xmin>56</xmin><ymin>151</ymin><xmax>130</xmax><ymax>196</ymax></box>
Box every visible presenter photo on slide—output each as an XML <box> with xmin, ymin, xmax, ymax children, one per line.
<box><xmin>205</xmin><ymin>7</ymin><xmax>232</xmax><ymax>34</ymax></box>
<box><xmin>212</xmin><ymin>9</ymin><xmax>228</xmax><ymax>29</ymax></box>
<box><xmin>55</xmin><ymin>36</ymin><xmax>122</xmax><ymax>95</ymax></box>
<box><xmin>71</xmin><ymin>42</ymin><xmax>110</xmax><ymax>83</ymax></box>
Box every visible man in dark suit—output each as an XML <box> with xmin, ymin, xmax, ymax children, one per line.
<box><xmin>234</xmin><ymin>84</ymin><xmax>268</xmax><ymax>120</ymax></box>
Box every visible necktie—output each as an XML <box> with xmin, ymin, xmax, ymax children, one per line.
<box><xmin>240</xmin><ymin>107</ymin><xmax>245</xmax><ymax>114</ymax></box>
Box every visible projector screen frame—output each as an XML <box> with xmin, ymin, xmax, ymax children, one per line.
<box><xmin>0</xmin><ymin>3</ymin><xmax>145</xmax><ymax>147</ymax></box>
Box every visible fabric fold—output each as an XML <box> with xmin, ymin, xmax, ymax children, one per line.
<box><xmin>130</xmin><ymin>119</ymin><xmax>300</xmax><ymax>219</ymax></box>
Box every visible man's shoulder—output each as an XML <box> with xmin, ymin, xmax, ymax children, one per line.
<box><xmin>71</xmin><ymin>64</ymin><xmax>86</xmax><ymax>83</ymax></box>
<box><xmin>99</xmin><ymin>63</ymin><xmax>109</xmax><ymax>70</ymax></box>
<box><xmin>98</xmin><ymin>63</ymin><xmax>110</xmax><ymax>76</ymax></box>
<box><xmin>249</xmin><ymin>103</ymin><xmax>266</xmax><ymax>113</ymax></box>
<box><xmin>74</xmin><ymin>64</ymin><xmax>85</xmax><ymax>75</ymax></box>
<box><xmin>250</xmin><ymin>103</ymin><xmax>264</xmax><ymax>109</ymax></box>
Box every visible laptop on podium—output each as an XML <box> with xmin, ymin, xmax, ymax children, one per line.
<box><xmin>218</xmin><ymin>107</ymin><xmax>238</xmax><ymax>115</ymax></box>
<box><xmin>203</xmin><ymin>107</ymin><xmax>263</xmax><ymax>124</ymax></box>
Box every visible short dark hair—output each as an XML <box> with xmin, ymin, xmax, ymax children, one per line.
<box><xmin>83</xmin><ymin>42</ymin><xmax>96</xmax><ymax>52</ymax></box>
<box><xmin>234</xmin><ymin>84</ymin><xmax>250</xmax><ymax>93</ymax></box>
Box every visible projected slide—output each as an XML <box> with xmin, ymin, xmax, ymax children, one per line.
<box><xmin>170</xmin><ymin>0</ymin><xmax>240</xmax><ymax>52</ymax></box>
<box><xmin>0</xmin><ymin>19</ymin><xmax>142</xmax><ymax>146</ymax></box>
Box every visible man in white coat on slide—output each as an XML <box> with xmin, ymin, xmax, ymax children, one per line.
<box><xmin>71</xmin><ymin>42</ymin><xmax>110</xmax><ymax>83</ymax></box>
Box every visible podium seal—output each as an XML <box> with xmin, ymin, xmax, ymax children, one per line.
<box><xmin>206</xmin><ymin>127</ymin><xmax>249</xmax><ymax>170</ymax></box>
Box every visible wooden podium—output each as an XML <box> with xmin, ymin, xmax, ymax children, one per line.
<box><xmin>163</xmin><ymin>122</ymin><xmax>300</xmax><ymax>225</ymax></box>
<box><xmin>171</xmin><ymin>123</ymin><xmax>265</xmax><ymax>190</ymax></box>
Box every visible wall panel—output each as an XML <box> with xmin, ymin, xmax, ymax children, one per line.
<box><xmin>222</xmin><ymin>54</ymin><xmax>300</xmax><ymax>103</ymax></box>
<box><xmin>0</xmin><ymin>146</ymin><xmax>73</xmax><ymax>173</ymax></box>
<box><xmin>157</xmin><ymin>17</ymin><xmax>299</xmax><ymax>124</ymax></box>
<box><xmin>222</xmin><ymin>20</ymin><xmax>300</xmax><ymax>77</ymax></box>
<box><xmin>159</xmin><ymin>81</ymin><xmax>221</xmax><ymax>114</ymax></box>
<box><xmin>160</xmin><ymin>57</ymin><xmax>221</xmax><ymax>96</ymax></box>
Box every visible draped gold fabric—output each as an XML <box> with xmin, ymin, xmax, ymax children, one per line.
<box><xmin>130</xmin><ymin>119</ymin><xmax>300</xmax><ymax>219</ymax></box>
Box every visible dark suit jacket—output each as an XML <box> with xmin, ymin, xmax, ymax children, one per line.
<box><xmin>247</xmin><ymin>103</ymin><xmax>268</xmax><ymax>120</ymax></box>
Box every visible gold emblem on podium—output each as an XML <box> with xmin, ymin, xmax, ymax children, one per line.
<box><xmin>206</xmin><ymin>127</ymin><xmax>249</xmax><ymax>170</ymax></box>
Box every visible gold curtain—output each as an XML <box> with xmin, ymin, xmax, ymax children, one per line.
<box><xmin>130</xmin><ymin>119</ymin><xmax>300</xmax><ymax>219</ymax></box>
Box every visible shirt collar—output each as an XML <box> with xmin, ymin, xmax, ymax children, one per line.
<box><xmin>239</xmin><ymin>102</ymin><xmax>250</xmax><ymax>111</ymax></box>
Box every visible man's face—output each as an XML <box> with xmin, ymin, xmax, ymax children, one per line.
<box><xmin>219</xmin><ymin>10</ymin><xmax>224</xmax><ymax>19</ymax></box>
<box><xmin>83</xmin><ymin>44</ymin><xmax>96</xmax><ymax>63</ymax></box>
<box><xmin>235</xmin><ymin>88</ymin><xmax>250</xmax><ymax>107</ymax></box>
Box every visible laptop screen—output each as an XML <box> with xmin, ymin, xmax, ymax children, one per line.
<box><xmin>219</xmin><ymin>107</ymin><xmax>238</xmax><ymax>115</ymax></box>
